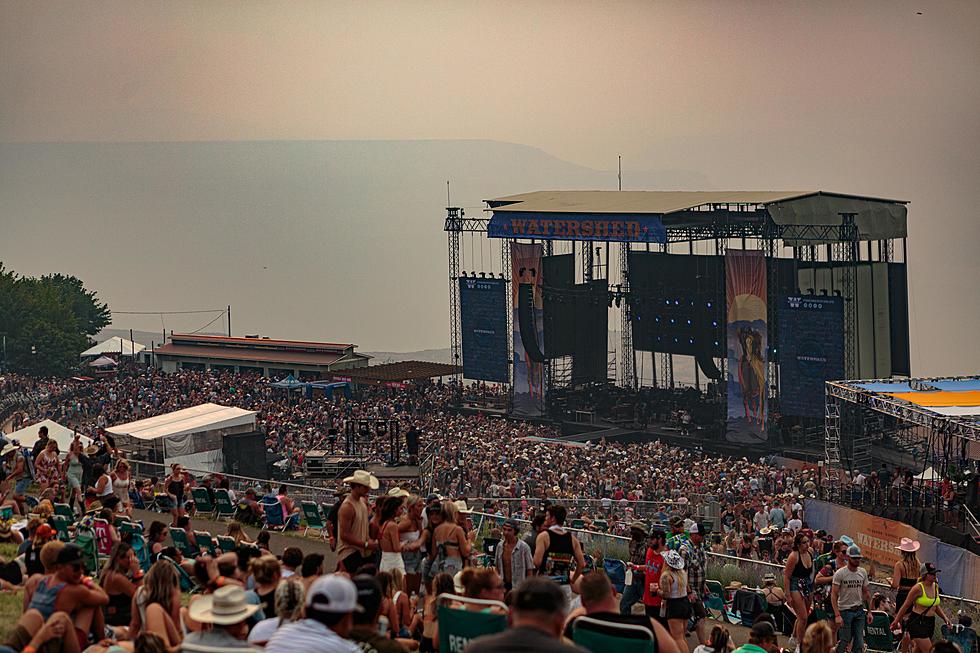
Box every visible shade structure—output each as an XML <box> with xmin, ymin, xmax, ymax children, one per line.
<box><xmin>88</xmin><ymin>356</ymin><xmax>118</xmax><ymax>368</ymax></box>
<box><xmin>4</xmin><ymin>419</ymin><xmax>92</xmax><ymax>454</ymax></box>
<box><xmin>81</xmin><ymin>336</ymin><xmax>145</xmax><ymax>358</ymax></box>
<box><xmin>269</xmin><ymin>374</ymin><xmax>305</xmax><ymax>390</ymax></box>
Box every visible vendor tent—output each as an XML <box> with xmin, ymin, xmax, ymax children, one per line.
<box><xmin>89</xmin><ymin>356</ymin><xmax>118</xmax><ymax>368</ymax></box>
<box><xmin>81</xmin><ymin>337</ymin><xmax>145</xmax><ymax>359</ymax></box>
<box><xmin>270</xmin><ymin>374</ymin><xmax>305</xmax><ymax>390</ymax></box>
<box><xmin>913</xmin><ymin>466</ymin><xmax>941</xmax><ymax>482</ymax></box>
<box><xmin>3</xmin><ymin>419</ymin><xmax>92</xmax><ymax>454</ymax></box>
<box><xmin>106</xmin><ymin>403</ymin><xmax>257</xmax><ymax>473</ymax></box>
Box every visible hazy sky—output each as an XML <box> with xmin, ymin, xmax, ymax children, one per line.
<box><xmin>2</xmin><ymin>1</ymin><xmax>978</xmax><ymax>374</ymax></box>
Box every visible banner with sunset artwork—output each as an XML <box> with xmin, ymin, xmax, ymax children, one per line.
<box><xmin>726</xmin><ymin>250</ymin><xmax>768</xmax><ymax>443</ymax></box>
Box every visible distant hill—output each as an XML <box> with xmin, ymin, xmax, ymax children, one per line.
<box><xmin>2</xmin><ymin>140</ymin><xmax>709</xmax><ymax>353</ymax></box>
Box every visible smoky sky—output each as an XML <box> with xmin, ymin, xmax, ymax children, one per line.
<box><xmin>1</xmin><ymin>0</ymin><xmax>978</xmax><ymax>374</ymax></box>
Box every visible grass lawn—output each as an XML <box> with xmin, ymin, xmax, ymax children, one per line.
<box><xmin>1</xmin><ymin>542</ymin><xmax>22</xmax><ymax>641</ymax></box>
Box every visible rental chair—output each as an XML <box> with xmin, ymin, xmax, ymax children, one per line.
<box><xmin>74</xmin><ymin>524</ymin><xmax>100</xmax><ymax>574</ymax></box>
<box><xmin>129</xmin><ymin>532</ymin><xmax>151</xmax><ymax>573</ymax></box>
<box><xmin>214</xmin><ymin>489</ymin><xmax>236</xmax><ymax>521</ymax></box>
<box><xmin>51</xmin><ymin>514</ymin><xmax>72</xmax><ymax>542</ymax></box>
<box><xmin>161</xmin><ymin>555</ymin><xmax>201</xmax><ymax>594</ymax></box>
<box><xmin>572</xmin><ymin>615</ymin><xmax>655</xmax><ymax>653</ymax></box>
<box><xmin>54</xmin><ymin>503</ymin><xmax>74</xmax><ymax>521</ymax></box>
<box><xmin>119</xmin><ymin>521</ymin><xmax>143</xmax><ymax>538</ymax></box>
<box><xmin>866</xmin><ymin>611</ymin><xmax>900</xmax><ymax>653</ymax></box>
<box><xmin>93</xmin><ymin>518</ymin><xmax>115</xmax><ymax>557</ymax></box>
<box><xmin>593</xmin><ymin>519</ymin><xmax>609</xmax><ymax>533</ymax></box>
<box><xmin>301</xmin><ymin>501</ymin><xmax>327</xmax><ymax>538</ymax></box>
<box><xmin>602</xmin><ymin>559</ymin><xmax>627</xmax><ymax>593</ymax></box>
<box><xmin>169</xmin><ymin>528</ymin><xmax>200</xmax><ymax>559</ymax></box>
<box><xmin>942</xmin><ymin>623</ymin><xmax>977</xmax><ymax>653</ymax></box>
<box><xmin>194</xmin><ymin>531</ymin><xmax>218</xmax><ymax>557</ymax></box>
<box><xmin>704</xmin><ymin>580</ymin><xmax>729</xmax><ymax>622</ymax></box>
<box><xmin>191</xmin><ymin>488</ymin><xmax>215</xmax><ymax>517</ymax></box>
<box><xmin>436</xmin><ymin>594</ymin><xmax>508</xmax><ymax>653</ymax></box>
<box><xmin>216</xmin><ymin>535</ymin><xmax>237</xmax><ymax>554</ymax></box>
<box><xmin>570</xmin><ymin>518</ymin><xmax>586</xmax><ymax>530</ymax></box>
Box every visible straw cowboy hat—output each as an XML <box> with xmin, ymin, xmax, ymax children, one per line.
<box><xmin>343</xmin><ymin>470</ymin><xmax>379</xmax><ymax>490</ymax></box>
<box><xmin>453</xmin><ymin>500</ymin><xmax>471</xmax><ymax>514</ymax></box>
<box><xmin>896</xmin><ymin>537</ymin><xmax>921</xmax><ymax>553</ymax></box>
<box><xmin>386</xmin><ymin>487</ymin><xmax>409</xmax><ymax>498</ymax></box>
<box><xmin>725</xmin><ymin>581</ymin><xmax>744</xmax><ymax>590</ymax></box>
<box><xmin>188</xmin><ymin>585</ymin><xmax>260</xmax><ymax>625</ymax></box>
<box><xmin>84</xmin><ymin>445</ymin><xmax>100</xmax><ymax>456</ymax></box>
<box><xmin>0</xmin><ymin>443</ymin><xmax>18</xmax><ymax>457</ymax></box>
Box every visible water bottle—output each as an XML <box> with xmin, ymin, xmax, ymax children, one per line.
<box><xmin>378</xmin><ymin>615</ymin><xmax>389</xmax><ymax>637</ymax></box>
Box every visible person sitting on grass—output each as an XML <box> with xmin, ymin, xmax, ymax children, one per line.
<box><xmin>0</xmin><ymin>610</ymin><xmax>80</xmax><ymax>653</ymax></box>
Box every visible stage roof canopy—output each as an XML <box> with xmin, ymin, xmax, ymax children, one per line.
<box><xmin>486</xmin><ymin>190</ymin><xmax>908</xmax><ymax>242</ymax></box>
<box><xmin>106</xmin><ymin>403</ymin><xmax>256</xmax><ymax>441</ymax></box>
<box><xmin>336</xmin><ymin>360</ymin><xmax>461</xmax><ymax>384</ymax></box>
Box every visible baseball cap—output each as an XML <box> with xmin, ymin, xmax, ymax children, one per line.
<box><xmin>56</xmin><ymin>543</ymin><xmax>85</xmax><ymax>566</ymax></box>
<box><xmin>921</xmin><ymin>562</ymin><xmax>941</xmax><ymax>575</ymax></box>
<box><xmin>306</xmin><ymin>574</ymin><xmax>363</xmax><ymax>614</ymax></box>
<box><xmin>750</xmin><ymin>620</ymin><xmax>778</xmax><ymax>641</ymax></box>
<box><xmin>35</xmin><ymin>524</ymin><xmax>56</xmax><ymax>540</ymax></box>
<box><xmin>352</xmin><ymin>575</ymin><xmax>383</xmax><ymax>622</ymax></box>
<box><xmin>847</xmin><ymin>545</ymin><xmax>863</xmax><ymax>558</ymax></box>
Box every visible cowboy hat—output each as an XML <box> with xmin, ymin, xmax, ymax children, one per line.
<box><xmin>453</xmin><ymin>500</ymin><xmax>471</xmax><ymax>514</ymax></box>
<box><xmin>896</xmin><ymin>537</ymin><xmax>921</xmax><ymax>553</ymax></box>
<box><xmin>343</xmin><ymin>470</ymin><xmax>379</xmax><ymax>490</ymax></box>
<box><xmin>83</xmin><ymin>445</ymin><xmax>99</xmax><ymax>456</ymax></box>
<box><xmin>664</xmin><ymin>550</ymin><xmax>685</xmax><ymax>570</ymax></box>
<box><xmin>725</xmin><ymin>581</ymin><xmax>743</xmax><ymax>590</ymax></box>
<box><xmin>629</xmin><ymin>521</ymin><xmax>649</xmax><ymax>534</ymax></box>
<box><xmin>0</xmin><ymin>444</ymin><xmax>18</xmax><ymax>457</ymax></box>
<box><xmin>188</xmin><ymin>585</ymin><xmax>260</xmax><ymax>625</ymax></box>
<box><xmin>386</xmin><ymin>487</ymin><xmax>409</xmax><ymax>498</ymax></box>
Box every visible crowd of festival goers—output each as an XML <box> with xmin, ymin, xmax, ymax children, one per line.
<box><xmin>0</xmin><ymin>370</ymin><xmax>974</xmax><ymax>653</ymax></box>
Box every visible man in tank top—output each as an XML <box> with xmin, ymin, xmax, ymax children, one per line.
<box><xmin>336</xmin><ymin>470</ymin><xmax>379</xmax><ymax>574</ymax></box>
<box><xmin>533</xmin><ymin>505</ymin><xmax>586</xmax><ymax>587</ymax></box>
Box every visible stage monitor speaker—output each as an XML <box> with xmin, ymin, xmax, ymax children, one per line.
<box><xmin>517</xmin><ymin>283</ymin><xmax>546</xmax><ymax>362</ymax></box>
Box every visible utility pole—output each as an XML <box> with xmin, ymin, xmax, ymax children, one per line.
<box><xmin>227</xmin><ymin>305</ymin><xmax>232</xmax><ymax>337</ymax></box>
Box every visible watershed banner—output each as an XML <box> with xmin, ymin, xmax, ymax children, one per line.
<box><xmin>777</xmin><ymin>295</ymin><xmax>844</xmax><ymax>418</ymax></box>
<box><xmin>458</xmin><ymin>277</ymin><xmax>509</xmax><ymax>383</ymax></box>
<box><xmin>511</xmin><ymin>243</ymin><xmax>546</xmax><ymax>416</ymax></box>
<box><xmin>489</xmin><ymin>211</ymin><xmax>666</xmax><ymax>243</ymax></box>
<box><xmin>804</xmin><ymin>499</ymin><xmax>980</xmax><ymax>600</ymax></box>
<box><xmin>726</xmin><ymin>250</ymin><xmax>768</xmax><ymax>443</ymax></box>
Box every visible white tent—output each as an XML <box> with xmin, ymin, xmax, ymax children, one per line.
<box><xmin>913</xmin><ymin>466</ymin><xmax>941</xmax><ymax>482</ymax></box>
<box><xmin>4</xmin><ymin>419</ymin><xmax>92</xmax><ymax>453</ymax></box>
<box><xmin>81</xmin><ymin>337</ymin><xmax>146</xmax><ymax>359</ymax></box>
<box><xmin>106</xmin><ymin>403</ymin><xmax>256</xmax><ymax>473</ymax></box>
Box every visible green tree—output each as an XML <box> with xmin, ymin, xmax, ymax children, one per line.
<box><xmin>0</xmin><ymin>263</ymin><xmax>111</xmax><ymax>376</ymax></box>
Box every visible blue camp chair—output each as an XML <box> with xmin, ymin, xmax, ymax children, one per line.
<box><xmin>261</xmin><ymin>498</ymin><xmax>287</xmax><ymax>531</ymax></box>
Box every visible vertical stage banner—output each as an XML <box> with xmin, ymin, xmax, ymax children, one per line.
<box><xmin>726</xmin><ymin>250</ymin><xmax>768</xmax><ymax>443</ymax></box>
<box><xmin>777</xmin><ymin>295</ymin><xmax>844</xmax><ymax>417</ymax></box>
<box><xmin>458</xmin><ymin>277</ymin><xmax>509</xmax><ymax>383</ymax></box>
<box><xmin>511</xmin><ymin>243</ymin><xmax>546</xmax><ymax>416</ymax></box>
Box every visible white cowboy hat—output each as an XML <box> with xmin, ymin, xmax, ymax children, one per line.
<box><xmin>0</xmin><ymin>444</ymin><xmax>18</xmax><ymax>457</ymax></box>
<box><xmin>343</xmin><ymin>470</ymin><xmax>379</xmax><ymax>490</ymax></box>
<box><xmin>896</xmin><ymin>537</ymin><xmax>921</xmax><ymax>553</ymax></box>
<box><xmin>188</xmin><ymin>585</ymin><xmax>260</xmax><ymax>625</ymax></box>
<box><xmin>453</xmin><ymin>500</ymin><xmax>471</xmax><ymax>514</ymax></box>
<box><xmin>386</xmin><ymin>487</ymin><xmax>409</xmax><ymax>498</ymax></box>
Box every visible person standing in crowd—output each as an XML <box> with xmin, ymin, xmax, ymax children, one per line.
<box><xmin>63</xmin><ymin>437</ymin><xmax>85</xmax><ymax>515</ymax></box>
<box><xmin>784</xmin><ymin>532</ymin><xmax>814</xmax><ymax>651</ymax></box>
<box><xmin>683</xmin><ymin>522</ymin><xmax>710</xmax><ymax>645</ymax></box>
<box><xmin>465</xmin><ymin>577</ymin><xmax>588</xmax><ymax>653</ymax></box>
<box><xmin>831</xmin><ymin>545</ymin><xmax>871</xmax><ymax>653</ymax></box>
<box><xmin>265</xmin><ymin>575</ymin><xmax>362</xmax><ymax>653</ymax></box>
<box><xmin>31</xmin><ymin>425</ymin><xmax>51</xmax><ymax>462</ymax></box>
<box><xmin>350</xmin><ymin>575</ymin><xmax>409</xmax><ymax>653</ymax></box>
<box><xmin>891</xmin><ymin>538</ymin><xmax>922</xmax><ymax>653</ymax></box>
<box><xmin>164</xmin><ymin>464</ymin><xmax>186</xmax><ymax>526</ymax></box>
<box><xmin>643</xmin><ymin>529</ymin><xmax>667</xmax><ymax>625</ymax></box>
<box><xmin>379</xmin><ymin>495</ymin><xmax>407</xmax><ymax>573</ymax></box>
<box><xmin>660</xmin><ymin>550</ymin><xmax>690</xmax><ymax>652</ymax></box>
<box><xmin>398</xmin><ymin>495</ymin><xmax>425</xmax><ymax>594</ymax></box>
<box><xmin>891</xmin><ymin>563</ymin><xmax>952</xmax><ymax>653</ymax></box>
<box><xmin>432</xmin><ymin>500</ymin><xmax>469</xmax><ymax>578</ymax></box>
<box><xmin>533</xmin><ymin>505</ymin><xmax>586</xmax><ymax>589</ymax></box>
<box><xmin>35</xmin><ymin>439</ymin><xmax>63</xmax><ymax>501</ymax></box>
<box><xmin>2</xmin><ymin>441</ymin><xmax>33</xmax><ymax>515</ymax></box>
<box><xmin>564</xmin><ymin>570</ymin><xmax>680</xmax><ymax>653</ymax></box>
<box><xmin>621</xmin><ymin>521</ymin><xmax>649</xmax><ymax>615</ymax></box>
<box><xmin>336</xmin><ymin>470</ymin><xmax>379</xmax><ymax>574</ymax></box>
<box><xmin>111</xmin><ymin>459</ymin><xmax>133</xmax><ymax>517</ymax></box>
<box><xmin>495</xmin><ymin>518</ymin><xmax>534</xmax><ymax>592</ymax></box>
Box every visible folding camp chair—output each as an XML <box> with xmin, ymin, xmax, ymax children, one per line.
<box><xmin>169</xmin><ymin>528</ymin><xmax>200</xmax><ymax>559</ymax></box>
<box><xmin>866</xmin><ymin>611</ymin><xmax>900</xmax><ymax>653</ymax></box>
<box><xmin>194</xmin><ymin>531</ymin><xmax>218</xmax><ymax>557</ymax></box>
<box><xmin>603</xmin><ymin>559</ymin><xmax>627</xmax><ymax>593</ymax></box>
<box><xmin>74</xmin><ymin>524</ymin><xmax>100</xmax><ymax>574</ymax></box>
<box><xmin>119</xmin><ymin>521</ymin><xmax>143</xmax><ymax>538</ymax></box>
<box><xmin>54</xmin><ymin>503</ymin><xmax>74</xmax><ymax>521</ymax></box>
<box><xmin>704</xmin><ymin>580</ymin><xmax>729</xmax><ymax>622</ymax></box>
<box><xmin>261</xmin><ymin>498</ymin><xmax>287</xmax><ymax>532</ymax></box>
<box><xmin>572</xmin><ymin>615</ymin><xmax>655</xmax><ymax>653</ymax></box>
<box><xmin>942</xmin><ymin>623</ymin><xmax>977</xmax><ymax>653</ymax></box>
<box><xmin>436</xmin><ymin>594</ymin><xmax>508</xmax><ymax>652</ymax></box>
<box><xmin>216</xmin><ymin>535</ymin><xmax>237</xmax><ymax>554</ymax></box>
<box><xmin>570</xmin><ymin>518</ymin><xmax>586</xmax><ymax>530</ymax></box>
<box><xmin>93</xmin><ymin>518</ymin><xmax>115</xmax><ymax>557</ymax></box>
<box><xmin>51</xmin><ymin>514</ymin><xmax>72</xmax><ymax>542</ymax></box>
<box><xmin>593</xmin><ymin>520</ymin><xmax>609</xmax><ymax>533</ymax></box>
<box><xmin>214</xmin><ymin>489</ymin><xmax>236</xmax><ymax>521</ymax></box>
<box><xmin>161</xmin><ymin>555</ymin><xmax>201</xmax><ymax>594</ymax></box>
<box><xmin>191</xmin><ymin>488</ymin><xmax>215</xmax><ymax>517</ymax></box>
<box><xmin>301</xmin><ymin>501</ymin><xmax>327</xmax><ymax>538</ymax></box>
<box><xmin>129</xmin><ymin>532</ymin><xmax>151</xmax><ymax>572</ymax></box>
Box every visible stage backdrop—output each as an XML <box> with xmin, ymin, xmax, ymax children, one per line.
<box><xmin>726</xmin><ymin>250</ymin><xmax>768</xmax><ymax>443</ymax></box>
<box><xmin>458</xmin><ymin>277</ymin><xmax>509</xmax><ymax>383</ymax></box>
<box><xmin>805</xmin><ymin>499</ymin><xmax>980</xmax><ymax>600</ymax></box>
<box><xmin>777</xmin><ymin>295</ymin><xmax>844</xmax><ymax>417</ymax></box>
<box><xmin>511</xmin><ymin>243</ymin><xmax>546</xmax><ymax>416</ymax></box>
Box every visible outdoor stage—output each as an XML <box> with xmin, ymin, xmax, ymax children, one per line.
<box><xmin>446</xmin><ymin>189</ymin><xmax>911</xmax><ymax>450</ymax></box>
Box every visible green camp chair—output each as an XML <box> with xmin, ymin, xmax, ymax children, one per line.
<box><xmin>572</xmin><ymin>616</ymin><xmax>655</xmax><ymax>653</ymax></box>
<box><xmin>74</xmin><ymin>524</ymin><xmax>100</xmax><ymax>574</ymax></box>
<box><xmin>51</xmin><ymin>514</ymin><xmax>72</xmax><ymax>542</ymax></box>
<box><xmin>170</xmin><ymin>528</ymin><xmax>199</xmax><ymax>559</ymax></box>
<box><xmin>54</xmin><ymin>503</ymin><xmax>74</xmax><ymax>521</ymax></box>
<box><xmin>119</xmin><ymin>521</ymin><xmax>143</xmax><ymax>538</ymax></box>
<box><xmin>113</xmin><ymin>516</ymin><xmax>128</xmax><ymax>529</ymax></box>
<box><xmin>705</xmin><ymin>580</ymin><xmax>729</xmax><ymax>622</ymax></box>
<box><xmin>194</xmin><ymin>531</ymin><xmax>218</xmax><ymax>557</ymax></box>
<box><xmin>191</xmin><ymin>488</ymin><xmax>215</xmax><ymax>517</ymax></box>
<box><xmin>437</xmin><ymin>594</ymin><xmax>508</xmax><ymax>653</ymax></box>
<box><xmin>301</xmin><ymin>501</ymin><xmax>327</xmax><ymax>538</ymax></box>
<box><xmin>866</xmin><ymin>611</ymin><xmax>899</xmax><ymax>653</ymax></box>
<box><xmin>214</xmin><ymin>489</ymin><xmax>236</xmax><ymax>521</ymax></box>
<box><xmin>593</xmin><ymin>519</ymin><xmax>609</xmax><ymax>533</ymax></box>
<box><xmin>570</xmin><ymin>519</ymin><xmax>586</xmax><ymax>529</ymax></box>
<box><xmin>216</xmin><ymin>535</ymin><xmax>237</xmax><ymax>554</ymax></box>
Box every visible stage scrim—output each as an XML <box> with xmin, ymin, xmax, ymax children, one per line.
<box><xmin>726</xmin><ymin>250</ymin><xmax>768</xmax><ymax>443</ymax></box>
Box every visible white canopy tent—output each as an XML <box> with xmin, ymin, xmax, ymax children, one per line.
<box><xmin>4</xmin><ymin>419</ymin><xmax>92</xmax><ymax>454</ymax></box>
<box><xmin>106</xmin><ymin>403</ymin><xmax>256</xmax><ymax>473</ymax></box>
<box><xmin>913</xmin><ymin>466</ymin><xmax>941</xmax><ymax>482</ymax></box>
<box><xmin>81</xmin><ymin>337</ymin><xmax>145</xmax><ymax>359</ymax></box>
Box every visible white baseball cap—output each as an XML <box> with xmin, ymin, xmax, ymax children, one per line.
<box><xmin>306</xmin><ymin>575</ymin><xmax>363</xmax><ymax>614</ymax></box>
